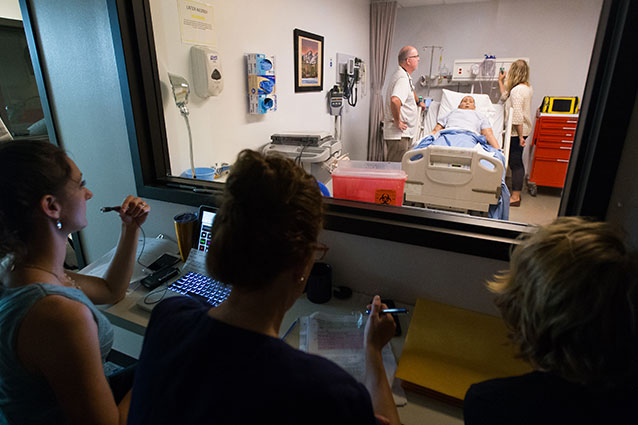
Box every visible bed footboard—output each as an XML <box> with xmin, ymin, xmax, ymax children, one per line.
<box><xmin>402</xmin><ymin>145</ymin><xmax>503</xmax><ymax>212</ymax></box>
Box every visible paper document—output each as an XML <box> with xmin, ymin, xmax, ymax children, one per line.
<box><xmin>299</xmin><ymin>312</ymin><xmax>406</xmax><ymax>406</ymax></box>
<box><xmin>182</xmin><ymin>248</ymin><xmax>209</xmax><ymax>275</ymax></box>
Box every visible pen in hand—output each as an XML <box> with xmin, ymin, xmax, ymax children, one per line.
<box><xmin>100</xmin><ymin>206</ymin><xmax>121</xmax><ymax>213</ymax></box>
<box><xmin>365</xmin><ymin>308</ymin><xmax>409</xmax><ymax>315</ymax></box>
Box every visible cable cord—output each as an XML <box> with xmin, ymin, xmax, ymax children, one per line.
<box><xmin>295</xmin><ymin>140</ymin><xmax>312</xmax><ymax>165</ymax></box>
<box><xmin>143</xmin><ymin>284</ymin><xmax>170</xmax><ymax>305</ymax></box>
<box><xmin>136</xmin><ymin>221</ymin><xmax>147</xmax><ymax>269</ymax></box>
<box><xmin>184</xmin><ymin>114</ymin><xmax>196</xmax><ymax>179</ymax></box>
<box><xmin>346</xmin><ymin>76</ymin><xmax>358</xmax><ymax>107</ymax></box>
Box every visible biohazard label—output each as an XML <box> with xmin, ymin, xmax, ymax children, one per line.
<box><xmin>375</xmin><ymin>189</ymin><xmax>396</xmax><ymax>205</ymax></box>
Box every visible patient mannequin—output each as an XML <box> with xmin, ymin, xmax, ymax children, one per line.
<box><xmin>128</xmin><ymin>150</ymin><xmax>400</xmax><ymax>425</ymax></box>
<box><xmin>431</xmin><ymin>96</ymin><xmax>501</xmax><ymax>149</ymax></box>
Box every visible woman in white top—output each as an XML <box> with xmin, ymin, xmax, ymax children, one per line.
<box><xmin>499</xmin><ymin>59</ymin><xmax>533</xmax><ymax>206</ymax></box>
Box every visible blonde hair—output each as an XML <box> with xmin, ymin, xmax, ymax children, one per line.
<box><xmin>489</xmin><ymin>217</ymin><xmax>638</xmax><ymax>388</ymax></box>
<box><xmin>505</xmin><ymin>59</ymin><xmax>529</xmax><ymax>92</ymax></box>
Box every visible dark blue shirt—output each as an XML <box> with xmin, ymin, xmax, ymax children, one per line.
<box><xmin>464</xmin><ymin>371</ymin><xmax>636</xmax><ymax>425</ymax></box>
<box><xmin>128</xmin><ymin>296</ymin><xmax>378</xmax><ymax>425</ymax></box>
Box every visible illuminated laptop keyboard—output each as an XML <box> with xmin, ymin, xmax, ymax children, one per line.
<box><xmin>167</xmin><ymin>272</ymin><xmax>231</xmax><ymax>306</ymax></box>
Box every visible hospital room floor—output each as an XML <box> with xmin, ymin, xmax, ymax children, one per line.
<box><xmin>507</xmin><ymin>184</ymin><xmax>562</xmax><ymax>225</ymax></box>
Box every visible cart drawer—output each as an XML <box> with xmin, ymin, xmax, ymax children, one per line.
<box><xmin>530</xmin><ymin>158</ymin><xmax>569</xmax><ymax>188</ymax></box>
<box><xmin>537</xmin><ymin>127</ymin><xmax>576</xmax><ymax>138</ymax></box>
<box><xmin>534</xmin><ymin>146</ymin><xmax>572</xmax><ymax>160</ymax></box>
<box><xmin>540</xmin><ymin>120</ymin><xmax>578</xmax><ymax>132</ymax></box>
<box><xmin>535</xmin><ymin>133</ymin><xmax>574</xmax><ymax>144</ymax></box>
<box><xmin>539</xmin><ymin>116</ymin><xmax>578</xmax><ymax>126</ymax></box>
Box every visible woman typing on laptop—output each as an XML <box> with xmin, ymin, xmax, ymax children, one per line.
<box><xmin>0</xmin><ymin>140</ymin><xmax>149</xmax><ymax>424</ymax></box>
<box><xmin>127</xmin><ymin>150</ymin><xmax>401</xmax><ymax>425</ymax></box>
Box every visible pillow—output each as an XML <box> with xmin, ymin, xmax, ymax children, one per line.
<box><xmin>438</xmin><ymin>89</ymin><xmax>498</xmax><ymax>129</ymax></box>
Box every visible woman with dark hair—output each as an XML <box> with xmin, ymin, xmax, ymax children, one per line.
<box><xmin>0</xmin><ymin>139</ymin><xmax>149</xmax><ymax>424</ymax></box>
<box><xmin>499</xmin><ymin>59</ymin><xmax>533</xmax><ymax>207</ymax></box>
<box><xmin>128</xmin><ymin>150</ymin><xmax>400</xmax><ymax>425</ymax></box>
<box><xmin>464</xmin><ymin>217</ymin><xmax>638</xmax><ymax>424</ymax></box>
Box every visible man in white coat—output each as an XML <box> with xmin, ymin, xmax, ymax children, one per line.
<box><xmin>383</xmin><ymin>45</ymin><xmax>425</xmax><ymax>162</ymax></box>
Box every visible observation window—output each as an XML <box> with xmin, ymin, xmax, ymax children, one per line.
<box><xmin>106</xmin><ymin>0</ymin><xmax>636</xmax><ymax>261</ymax></box>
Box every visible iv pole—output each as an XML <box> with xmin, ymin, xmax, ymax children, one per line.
<box><xmin>421</xmin><ymin>45</ymin><xmax>442</xmax><ymax>96</ymax></box>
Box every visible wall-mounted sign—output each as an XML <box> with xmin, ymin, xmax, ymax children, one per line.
<box><xmin>178</xmin><ymin>0</ymin><xmax>217</xmax><ymax>47</ymax></box>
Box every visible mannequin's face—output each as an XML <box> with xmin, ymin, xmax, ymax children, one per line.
<box><xmin>458</xmin><ymin>96</ymin><xmax>476</xmax><ymax>110</ymax></box>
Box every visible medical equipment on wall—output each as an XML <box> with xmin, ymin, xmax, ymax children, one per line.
<box><xmin>190</xmin><ymin>46</ymin><xmax>223</xmax><ymax>97</ymax></box>
<box><xmin>168</xmin><ymin>72</ymin><xmax>197</xmax><ymax>179</ymax></box>
<box><xmin>263</xmin><ymin>132</ymin><xmax>343</xmax><ymax>184</ymax></box>
<box><xmin>452</xmin><ymin>57</ymin><xmax>529</xmax><ymax>82</ymax></box>
<box><xmin>336</xmin><ymin>53</ymin><xmax>365</xmax><ymax>108</ymax></box>
<box><xmin>246</xmin><ymin>53</ymin><xmax>276</xmax><ymax>114</ymax></box>
<box><xmin>328</xmin><ymin>86</ymin><xmax>344</xmax><ymax>116</ymax></box>
<box><xmin>327</xmin><ymin>85</ymin><xmax>344</xmax><ymax>141</ymax></box>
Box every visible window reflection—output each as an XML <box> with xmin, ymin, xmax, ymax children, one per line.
<box><xmin>0</xmin><ymin>18</ymin><xmax>47</xmax><ymax>140</ymax></box>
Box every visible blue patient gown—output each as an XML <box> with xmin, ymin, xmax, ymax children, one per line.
<box><xmin>411</xmin><ymin>129</ymin><xmax>510</xmax><ymax>220</ymax></box>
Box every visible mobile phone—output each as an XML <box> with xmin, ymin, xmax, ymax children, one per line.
<box><xmin>147</xmin><ymin>253</ymin><xmax>180</xmax><ymax>272</ymax></box>
<box><xmin>141</xmin><ymin>267</ymin><xmax>180</xmax><ymax>290</ymax></box>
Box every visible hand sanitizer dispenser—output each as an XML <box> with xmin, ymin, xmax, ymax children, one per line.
<box><xmin>190</xmin><ymin>46</ymin><xmax>223</xmax><ymax>97</ymax></box>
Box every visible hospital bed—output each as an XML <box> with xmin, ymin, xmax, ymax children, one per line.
<box><xmin>402</xmin><ymin>89</ymin><xmax>513</xmax><ymax>218</ymax></box>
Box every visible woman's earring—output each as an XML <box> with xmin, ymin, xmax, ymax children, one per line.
<box><xmin>56</xmin><ymin>220</ymin><xmax>63</xmax><ymax>230</ymax></box>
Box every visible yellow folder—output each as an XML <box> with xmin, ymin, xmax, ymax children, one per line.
<box><xmin>396</xmin><ymin>298</ymin><xmax>532</xmax><ymax>405</ymax></box>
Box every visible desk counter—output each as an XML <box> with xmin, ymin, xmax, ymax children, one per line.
<box><xmin>101</xmin><ymin>284</ymin><xmax>463</xmax><ymax>425</ymax></box>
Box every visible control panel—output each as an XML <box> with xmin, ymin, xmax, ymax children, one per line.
<box><xmin>452</xmin><ymin>57</ymin><xmax>529</xmax><ymax>82</ymax></box>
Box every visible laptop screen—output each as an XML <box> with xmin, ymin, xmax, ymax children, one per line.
<box><xmin>195</xmin><ymin>205</ymin><xmax>216</xmax><ymax>253</ymax></box>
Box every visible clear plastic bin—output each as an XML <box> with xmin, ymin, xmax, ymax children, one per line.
<box><xmin>332</xmin><ymin>161</ymin><xmax>407</xmax><ymax>206</ymax></box>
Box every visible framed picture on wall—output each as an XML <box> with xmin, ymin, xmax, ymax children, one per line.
<box><xmin>293</xmin><ymin>29</ymin><xmax>324</xmax><ymax>92</ymax></box>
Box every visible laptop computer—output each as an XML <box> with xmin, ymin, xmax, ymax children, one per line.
<box><xmin>136</xmin><ymin>205</ymin><xmax>231</xmax><ymax>311</ymax></box>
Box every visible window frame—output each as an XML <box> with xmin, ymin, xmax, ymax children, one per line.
<box><xmin>101</xmin><ymin>0</ymin><xmax>635</xmax><ymax>262</ymax></box>
<box><xmin>11</xmin><ymin>5</ymin><xmax>87</xmax><ymax>268</ymax></box>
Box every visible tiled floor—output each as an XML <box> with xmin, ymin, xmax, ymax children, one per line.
<box><xmin>508</xmin><ymin>185</ymin><xmax>562</xmax><ymax>225</ymax></box>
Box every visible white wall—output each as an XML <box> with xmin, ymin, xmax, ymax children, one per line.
<box><xmin>0</xmin><ymin>0</ymin><xmax>22</xmax><ymax>20</ymax></box>
<box><xmin>150</xmin><ymin>0</ymin><xmax>371</xmax><ymax>176</ymax></box>
<box><xmin>322</xmin><ymin>230</ymin><xmax>505</xmax><ymax>314</ymax></box>
<box><xmin>391</xmin><ymin>0</ymin><xmax>602</xmax><ymax>109</ymax></box>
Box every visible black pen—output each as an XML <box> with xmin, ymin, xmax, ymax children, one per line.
<box><xmin>100</xmin><ymin>206</ymin><xmax>121</xmax><ymax>213</ymax></box>
<box><xmin>365</xmin><ymin>308</ymin><xmax>409</xmax><ymax>315</ymax></box>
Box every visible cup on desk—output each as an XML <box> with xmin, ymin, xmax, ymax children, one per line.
<box><xmin>306</xmin><ymin>262</ymin><xmax>332</xmax><ymax>304</ymax></box>
<box><xmin>174</xmin><ymin>212</ymin><xmax>197</xmax><ymax>262</ymax></box>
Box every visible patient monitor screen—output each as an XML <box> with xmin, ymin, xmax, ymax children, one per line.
<box><xmin>552</xmin><ymin>99</ymin><xmax>573</xmax><ymax>113</ymax></box>
<box><xmin>198</xmin><ymin>210</ymin><xmax>216</xmax><ymax>252</ymax></box>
